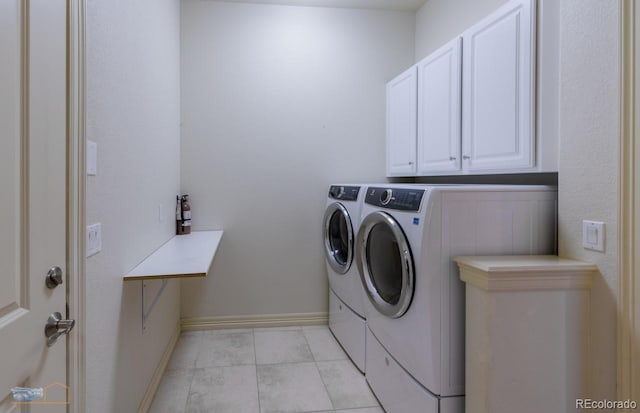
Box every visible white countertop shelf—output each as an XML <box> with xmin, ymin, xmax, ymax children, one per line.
<box><xmin>453</xmin><ymin>255</ymin><xmax>596</xmax><ymax>291</ymax></box>
<box><xmin>123</xmin><ymin>230</ymin><xmax>223</xmax><ymax>281</ymax></box>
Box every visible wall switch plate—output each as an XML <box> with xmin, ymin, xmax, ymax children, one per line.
<box><xmin>158</xmin><ymin>204</ymin><xmax>164</xmax><ymax>222</ymax></box>
<box><xmin>87</xmin><ymin>140</ymin><xmax>97</xmax><ymax>176</ymax></box>
<box><xmin>87</xmin><ymin>223</ymin><xmax>102</xmax><ymax>257</ymax></box>
<box><xmin>582</xmin><ymin>220</ymin><xmax>605</xmax><ymax>252</ymax></box>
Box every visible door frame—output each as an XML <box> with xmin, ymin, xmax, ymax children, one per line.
<box><xmin>67</xmin><ymin>0</ymin><xmax>86</xmax><ymax>412</ymax></box>
<box><xmin>618</xmin><ymin>0</ymin><xmax>640</xmax><ymax>404</ymax></box>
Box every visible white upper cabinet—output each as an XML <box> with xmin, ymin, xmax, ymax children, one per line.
<box><xmin>417</xmin><ymin>37</ymin><xmax>462</xmax><ymax>175</ymax></box>
<box><xmin>461</xmin><ymin>0</ymin><xmax>535</xmax><ymax>173</ymax></box>
<box><xmin>386</xmin><ymin>66</ymin><xmax>418</xmax><ymax>177</ymax></box>
<box><xmin>385</xmin><ymin>0</ymin><xmax>556</xmax><ymax>177</ymax></box>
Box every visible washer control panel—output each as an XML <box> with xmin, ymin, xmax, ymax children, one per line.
<box><xmin>328</xmin><ymin>185</ymin><xmax>360</xmax><ymax>201</ymax></box>
<box><xmin>365</xmin><ymin>187</ymin><xmax>424</xmax><ymax>211</ymax></box>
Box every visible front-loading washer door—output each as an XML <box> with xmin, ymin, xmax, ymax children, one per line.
<box><xmin>357</xmin><ymin>211</ymin><xmax>414</xmax><ymax>318</ymax></box>
<box><xmin>323</xmin><ymin>202</ymin><xmax>354</xmax><ymax>275</ymax></box>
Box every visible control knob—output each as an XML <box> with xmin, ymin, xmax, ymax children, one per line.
<box><xmin>380</xmin><ymin>189</ymin><xmax>393</xmax><ymax>205</ymax></box>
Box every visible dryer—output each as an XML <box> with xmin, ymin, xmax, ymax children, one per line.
<box><xmin>323</xmin><ymin>184</ymin><xmax>366</xmax><ymax>371</ymax></box>
<box><xmin>356</xmin><ymin>185</ymin><xmax>558</xmax><ymax>413</ymax></box>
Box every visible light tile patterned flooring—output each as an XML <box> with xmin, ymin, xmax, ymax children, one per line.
<box><xmin>149</xmin><ymin>325</ymin><xmax>383</xmax><ymax>413</ymax></box>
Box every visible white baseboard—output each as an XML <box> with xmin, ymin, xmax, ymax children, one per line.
<box><xmin>137</xmin><ymin>321</ymin><xmax>181</xmax><ymax>413</ymax></box>
<box><xmin>181</xmin><ymin>312</ymin><xmax>329</xmax><ymax>331</ymax></box>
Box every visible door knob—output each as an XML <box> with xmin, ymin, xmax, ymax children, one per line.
<box><xmin>45</xmin><ymin>312</ymin><xmax>75</xmax><ymax>347</ymax></box>
<box><xmin>45</xmin><ymin>266</ymin><xmax>63</xmax><ymax>289</ymax></box>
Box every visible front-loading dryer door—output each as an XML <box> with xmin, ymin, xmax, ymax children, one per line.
<box><xmin>357</xmin><ymin>211</ymin><xmax>414</xmax><ymax>318</ymax></box>
<box><xmin>323</xmin><ymin>202</ymin><xmax>354</xmax><ymax>274</ymax></box>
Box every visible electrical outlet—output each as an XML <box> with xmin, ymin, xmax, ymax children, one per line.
<box><xmin>86</xmin><ymin>223</ymin><xmax>102</xmax><ymax>257</ymax></box>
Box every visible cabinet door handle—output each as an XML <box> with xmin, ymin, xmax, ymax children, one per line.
<box><xmin>408</xmin><ymin>161</ymin><xmax>414</xmax><ymax>165</ymax></box>
<box><xmin>449</xmin><ymin>157</ymin><xmax>457</xmax><ymax>161</ymax></box>
<box><xmin>462</xmin><ymin>155</ymin><xmax>471</xmax><ymax>160</ymax></box>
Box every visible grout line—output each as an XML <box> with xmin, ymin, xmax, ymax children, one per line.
<box><xmin>301</xmin><ymin>325</ymin><xmax>337</xmax><ymax>409</ymax></box>
<box><xmin>192</xmin><ymin>330</ymin><xmax>204</xmax><ymax>369</ymax></box>
<box><xmin>314</xmin><ymin>359</ymin><xmax>336</xmax><ymax>412</ymax></box>
<box><xmin>254</xmin><ymin>360</ymin><xmax>319</xmax><ymax>368</ymax></box>
<box><xmin>179</xmin><ymin>367</ymin><xmax>197</xmax><ymax>413</ymax></box>
<box><xmin>308</xmin><ymin>326</ymin><xmax>335</xmax><ymax>412</ymax></box>
<box><xmin>183</xmin><ymin>331</ymin><xmax>204</xmax><ymax>412</ymax></box>
<box><xmin>302</xmin><ymin>325</ymin><xmax>318</xmax><ymax>363</ymax></box>
<box><xmin>252</xmin><ymin>328</ymin><xmax>263</xmax><ymax>413</ymax></box>
<box><xmin>252</xmin><ymin>327</ymin><xmax>259</xmax><ymax>365</ymax></box>
<box><xmin>182</xmin><ymin>368</ymin><xmax>197</xmax><ymax>413</ymax></box>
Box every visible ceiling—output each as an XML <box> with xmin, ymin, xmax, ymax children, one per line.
<box><xmin>211</xmin><ymin>0</ymin><xmax>429</xmax><ymax>12</ymax></box>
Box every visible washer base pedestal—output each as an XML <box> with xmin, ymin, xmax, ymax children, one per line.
<box><xmin>329</xmin><ymin>289</ymin><xmax>365</xmax><ymax>372</ymax></box>
<box><xmin>366</xmin><ymin>327</ymin><xmax>464</xmax><ymax>413</ymax></box>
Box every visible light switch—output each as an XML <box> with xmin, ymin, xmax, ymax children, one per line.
<box><xmin>87</xmin><ymin>140</ymin><xmax>97</xmax><ymax>176</ymax></box>
<box><xmin>582</xmin><ymin>220</ymin><xmax>605</xmax><ymax>252</ymax></box>
<box><xmin>586</xmin><ymin>226</ymin><xmax>598</xmax><ymax>244</ymax></box>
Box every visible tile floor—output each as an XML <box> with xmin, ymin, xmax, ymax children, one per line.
<box><xmin>149</xmin><ymin>325</ymin><xmax>383</xmax><ymax>413</ymax></box>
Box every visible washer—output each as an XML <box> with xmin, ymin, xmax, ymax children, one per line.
<box><xmin>323</xmin><ymin>184</ymin><xmax>367</xmax><ymax>372</ymax></box>
<box><xmin>356</xmin><ymin>185</ymin><xmax>558</xmax><ymax>413</ymax></box>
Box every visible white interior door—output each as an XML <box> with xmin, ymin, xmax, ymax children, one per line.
<box><xmin>0</xmin><ymin>0</ymin><xmax>68</xmax><ymax>410</ymax></box>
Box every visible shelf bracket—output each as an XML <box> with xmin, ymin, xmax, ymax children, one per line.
<box><xmin>141</xmin><ymin>278</ymin><xmax>168</xmax><ymax>332</ymax></box>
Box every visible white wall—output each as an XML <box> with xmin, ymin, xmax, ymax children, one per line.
<box><xmin>85</xmin><ymin>0</ymin><xmax>181</xmax><ymax>411</ymax></box>
<box><xmin>414</xmin><ymin>0</ymin><xmax>507</xmax><ymax>59</ymax></box>
<box><xmin>180</xmin><ymin>0</ymin><xmax>415</xmax><ymax>318</ymax></box>
<box><xmin>558</xmin><ymin>0</ymin><xmax>619</xmax><ymax>400</ymax></box>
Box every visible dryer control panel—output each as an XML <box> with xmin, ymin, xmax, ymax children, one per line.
<box><xmin>328</xmin><ymin>185</ymin><xmax>360</xmax><ymax>201</ymax></box>
<box><xmin>365</xmin><ymin>187</ymin><xmax>424</xmax><ymax>211</ymax></box>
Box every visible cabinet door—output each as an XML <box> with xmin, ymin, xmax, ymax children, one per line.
<box><xmin>386</xmin><ymin>66</ymin><xmax>417</xmax><ymax>176</ymax></box>
<box><xmin>417</xmin><ymin>37</ymin><xmax>462</xmax><ymax>175</ymax></box>
<box><xmin>462</xmin><ymin>0</ymin><xmax>535</xmax><ymax>172</ymax></box>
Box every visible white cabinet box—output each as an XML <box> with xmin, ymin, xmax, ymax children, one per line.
<box><xmin>386</xmin><ymin>0</ymin><xmax>558</xmax><ymax>177</ymax></box>
<box><xmin>454</xmin><ymin>256</ymin><xmax>595</xmax><ymax>413</ymax></box>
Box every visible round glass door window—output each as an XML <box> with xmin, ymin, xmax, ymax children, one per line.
<box><xmin>323</xmin><ymin>203</ymin><xmax>354</xmax><ymax>274</ymax></box>
<box><xmin>357</xmin><ymin>211</ymin><xmax>414</xmax><ymax>318</ymax></box>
